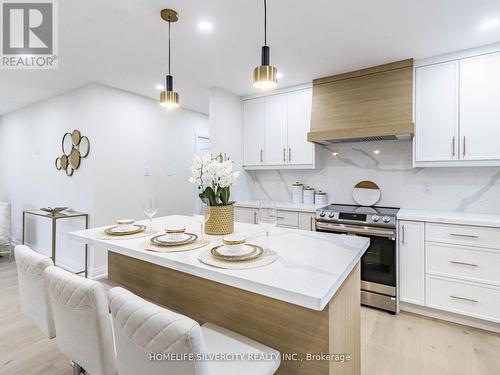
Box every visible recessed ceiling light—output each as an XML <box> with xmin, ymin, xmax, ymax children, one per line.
<box><xmin>155</xmin><ymin>84</ymin><xmax>164</xmax><ymax>90</ymax></box>
<box><xmin>480</xmin><ymin>19</ymin><xmax>500</xmax><ymax>31</ymax></box>
<box><xmin>198</xmin><ymin>21</ymin><xmax>213</xmax><ymax>32</ymax></box>
<box><xmin>277</xmin><ymin>72</ymin><xmax>284</xmax><ymax>79</ymax></box>
<box><xmin>373</xmin><ymin>149</ymin><xmax>380</xmax><ymax>155</ymax></box>
<box><xmin>331</xmin><ymin>151</ymin><xmax>339</xmax><ymax>156</ymax></box>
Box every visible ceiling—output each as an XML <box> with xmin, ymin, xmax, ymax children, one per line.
<box><xmin>1</xmin><ymin>0</ymin><xmax>500</xmax><ymax>115</ymax></box>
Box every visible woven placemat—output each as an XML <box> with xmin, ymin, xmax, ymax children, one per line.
<box><xmin>94</xmin><ymin>228</ymin><xmax>158</xmax><ymax>240</ymax></box>
<box><xmin>198</xmin><ymin>248</ymin><xmax>278</xmax><ymax>270</ymax></box>
<box><xmin>141</xmin><ymin>239</ymin><xmax>210</xmax><ymax>253</ymax></box>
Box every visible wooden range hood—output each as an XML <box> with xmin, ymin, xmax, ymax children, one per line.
<box><xmin>308</xmin><ymin>59</ymin><xmax>414</xmax><ymax>144</ymax></box>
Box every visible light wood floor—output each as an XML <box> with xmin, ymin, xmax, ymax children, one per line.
<box><xmin>1</xmin><ymin>258</ymin><xmax>499</xmax><ymax>375</ymax></box>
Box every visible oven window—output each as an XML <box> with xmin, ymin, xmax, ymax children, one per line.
<box><xmin>361</xmin><ymin>235</ymin><xmax>396</xmax><ymax>287</ymax></box>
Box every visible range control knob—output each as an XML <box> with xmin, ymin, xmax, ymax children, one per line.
<box><xmin>382</xmin><ymin>216</ymin><xmax>391</xmax><ymax>223</ymax></box>
<box><xmin>371</xmin><ymin>215</ymin><xmax>380</xmax><ymax>222</ymax></box>
<box><xmin>319</xmin><ymin>211</ymin><xmax>326</xmax><ymax>217</ymax></box>
<box><xmin>329</xmin><ymin>212</ymin><xmax>335</xmax><ymax>218</ymax></box>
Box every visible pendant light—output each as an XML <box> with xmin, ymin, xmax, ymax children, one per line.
<box><xmin>160</xmin><ymin>9</ymin><xmax>180</xmax><ymax>109</ymax></box>
<box><xmin>253</xmin><ymin>0</ymin><xmax>278</xmax><ymax>90</ymax></box>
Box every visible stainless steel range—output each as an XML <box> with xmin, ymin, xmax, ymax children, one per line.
<box><xmin>315</xmin><ymin>204</ymin><xmax>399</xmax><ymax>313</ymax></box>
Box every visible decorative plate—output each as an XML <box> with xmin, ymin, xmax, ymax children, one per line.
<box><xmin>104</xmin><ymin>224</ymin><xmax>146</xmax><ymax>236</ymax></box>
<box><xmin>150</xmin><ymin>233</ymin><xmax>198</xmax><ymax>247</ymax></box>
<box><xmin>216</xmin><ymin>243</ymin><xmax>256</xmax><ymax>257</ymax></box>
<box><xmin>210</xmin><ymin>244</ymin><xmax>264</xmax><ymax>262</ymax></box>
<box><xmin>352</xmin><ymin>180</ymin><xmax>381</xmax><ymax>206</ymax></box>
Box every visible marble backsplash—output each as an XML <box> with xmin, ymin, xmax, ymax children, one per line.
<box><xmin>245</xmin><ymin>140</ymin><xmax>500</xmax><ymax>214</ymax></box>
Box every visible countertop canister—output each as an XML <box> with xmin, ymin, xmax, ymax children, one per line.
<box><xmin>292</xmin><ymin>182</ymin><xmax>304</xmax><ymax>204</ymax></box>
<box><xmin>315</xmin><ymin>191</ymin><xmax>327</xmax><ymax>206</ymax></box>
<box><xmin>303</xmin><ymin>186</ymin><xmax>315</xmax><ymax>204</ymax></box>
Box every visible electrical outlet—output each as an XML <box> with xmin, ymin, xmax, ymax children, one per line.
<box><xmin>144</xmin><ymin>167</ymin><xmax>151</xmax><ymax>177</ymax></box>
<box><xmin>424</xmin><ymin>181</ymin><xmax>432</xmax><ymax>193</ymax></box>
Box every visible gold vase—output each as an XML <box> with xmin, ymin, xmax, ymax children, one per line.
<box><xmin>204</xmin><ymin>204</ymin><xmax>234</xmax><ymax>235</ymax></box>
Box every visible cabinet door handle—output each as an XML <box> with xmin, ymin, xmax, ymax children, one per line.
<box><xmin>271</xmin><ymin>215</ymin><xmax>285</xmax><ymax>220</ymax></box>
<box><xmin>283</xmin><ymin>148</ymin><xmax>286</xmax><ymax>162</ymax></box>
<box><xmin>253</xmin><ymin>211</ymin><xmax>257</xmax><ymax>224</ymax></box>
<box><xmin>450</xmin><ymin>233</ymin><xmax>479</xmax><ymax>239</ymax></box>
<box><xmin>401</xmin><ymin>225</ymin><xmax>405</xmax><ymax>245</ymax></box>
<box><xmin>452</xmin><ymin>136</ymin><xmax>455</xmax><ymax>157</ymax></box>
<box><xmin>288</xmin><ymin>147</ymin><xmax>292</xmax><ymax>162</ymax></box>
<box><xmin>260</xmin><ymin>149</ymin><xmax>263</xmax><ymax>163</ymax></box>
<box><xmin>449</xmin><ymin>260</ymin><xmax>479</xmax><ymax>267</ymax></box>
<box><xmin>463</xmin><ymin>136</ymin><xmax>466</xmax><ymax>157</ymax></box>
<box><xmin>450</xmin><ymin>295</ymin><xmax>478</xmax><ymax>303</ymax></box>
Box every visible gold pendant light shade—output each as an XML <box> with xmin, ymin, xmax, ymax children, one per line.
<box><xmin>253</xmin><ymin>0</ymin><xmax>278</xmax><ymax>90</ymax></box>
<box><xmin>253</xmin><ymin>65</ymin><xmax>278</xmax><ymax>89</ymax></box>
<box><xmin>160</xmin><ymin>9</ymin><xmax>180</xmax><ymax>109</ymax></box>
<box><xmin>160</xmin><ymin>90</ymin><xmax>180</xmax><ymax>109</ymax></box>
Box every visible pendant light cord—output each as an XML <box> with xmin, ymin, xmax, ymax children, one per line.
<box><xmin>264</xmin><ymin>0</ymin><xmax>267</xmax><ymax>45</ymax></box>
<box><xmin>168</xmin><ymin>19</ymin><xmax>171</xmax><ymax>75</ymax></box>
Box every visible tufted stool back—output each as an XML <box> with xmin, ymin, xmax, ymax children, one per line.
<box><xmin>109</xmin><ymin>287</ymin><xmax>210</xmax><ymax>375</ymax></box>
<box><xmin>45</xmin><ymin>266</ymin><xmax>118</xmax><ymax>375</ymax></box>
<box><xmin>14</xmin><ymin>245</ymin><xmax>56</xmax><ymax>338</ymax></box>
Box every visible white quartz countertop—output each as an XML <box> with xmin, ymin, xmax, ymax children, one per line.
<box><xmin>398</xmin><ymin>209</ymin><xmax>500</xmax><ymax>228</ymax></box>
<box><xmin>235</xmin><ymin>200</ymin><xmax>323</xmax><ymax>213</ymax></box>
<box><xmin>69</xmin><ymin>215</ymin><xmax>369</xmax><ymax>311</ymax></box>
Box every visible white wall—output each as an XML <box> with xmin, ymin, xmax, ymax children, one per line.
<box><xmin>249</xmin><ymin>141</ymin><xmax>500</xmax><ymax>214</ymax></box>
<box><xmin>208</xmin><ymin>88</ymin><xmax>251</xmax><ymax>202</ymax></box>
<box><xmin>0</xmin><ymin>84</ymin><xmax>208</xmax><ymax>276</ymax></box>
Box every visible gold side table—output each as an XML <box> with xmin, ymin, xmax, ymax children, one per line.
<box><xmin>22</xmin><ymin>210</ymin><xmax>89</xmax><ymax>278</ymax></box>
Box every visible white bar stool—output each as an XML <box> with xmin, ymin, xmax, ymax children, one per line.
<box><xmin>109</xmin><ymin>287</ymin><xmax>280</xmax><ymax>375</ymax></box>
<box><xmin>44</xmin><ymin>266</ymin><xmax>118</xmax><ymax>375</ymax></box>
<box><xmin>14</xmin><ymin>245</ymin><xmax>56</xmax><ymax>338</ymax></box>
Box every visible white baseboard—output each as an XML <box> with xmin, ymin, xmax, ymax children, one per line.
<box><xmin>400</xmin><ymin>302</ymin><xmax>500</xmax><ymax>334</ymax></box>
<box><xmin>89</xmin><ymin>265</ymin><xmax>108</xmax><ymax>280</ymax></box>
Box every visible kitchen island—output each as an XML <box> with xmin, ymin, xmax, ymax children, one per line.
<box><xmin>70</xmin><ymin>215</ymin><xmax>369</xmax><ymax>375</ymax></box>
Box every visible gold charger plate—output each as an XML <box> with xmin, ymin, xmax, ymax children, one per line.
<box><xmin>150</xmin><ymin>233</ymin><xmax>198</xmax><ymax>247</ymax></box>
<box><xmin>104</xmin><ymin>224</ymin><xmax>146</xmax><ymax>236</ymax></box>
<box><xmin>211</xmin><ymin>244</ymin><xmax>263</xmax><ymax>262</ymax></box>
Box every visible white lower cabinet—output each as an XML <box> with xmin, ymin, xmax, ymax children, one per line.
<box><xmin>426</xmin><ymin>242</ymin><xmax>500</xmax><ymax>286</ymax></box>
<box><xmin>399</xmin><ymin>221</ymin><xmax>425</xmax><ymax>305</ymax></box>
<box><xmin>234</xmin><ymin>207</ymin><xmax>257</xmax><ymax>224</ymax></box>
<box><xmin>299</xmin><ymin>213</ymin><xmax>316</xmax><ymax>231</ymax></box>
<box><xmin>400</xmin><ymin>218</ymin><xmax>500</xmax><ymax>325</ymax></box>
<box><xmin>234</xmin><ymin>206</ymin><xmax>316</xmax><ymax>231</ymax></box>
<box><xmin>426</xmin><ymin>275</ymin><xmax>500</xmax><ymax>323</ymax></box>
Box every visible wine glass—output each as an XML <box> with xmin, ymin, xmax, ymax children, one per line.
<box><xmin>258</xmin><ymin>201</ymin><xmax>277</xmax><ymax>251</ymax></box>
<box><xmin>193</xmin><ymin>197</ymin><xmax>210</xmax><ymax>242</ymax></box>
<box><xmin>142</xmin><ymin>195</ymin><xmax>159</xmax><ymax>230</ymax></box>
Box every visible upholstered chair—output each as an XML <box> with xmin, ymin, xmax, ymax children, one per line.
<box><xmin>109</xmin><ymin>287</ymin><xmax>280</xmax><ymax>375</ymax></box>
<box><xmin>44</xmin><ymin>266</ymin><xmax>118</xmax><ymax>375</ymax></box>
<box><xmin>0</xmin><ymin>202</ymin><xmax>13</xmax><ymax>261</ymax></box>
<box><xmin>14</xmin><ymin>245</ymin><xmax>56</xmax><ymax>338</ymax></box>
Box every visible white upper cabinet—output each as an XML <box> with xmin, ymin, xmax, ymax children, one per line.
<box><xmin>460</xmin><ymin>52</ymin><xmax>500</xmax><ymax>161</ymax></box>
<box><xmin>264</xmin><ymin>94</ymin><xmax>288</xmax><ymax>165</ymax></box>
<box><xmin>243</xmin><ymin>98</ymin><xmax>265</xmax><ymax>166</ymax></box>
<box><xmin>287</xmin><ymin>88</ymin><xmax>314</xmax><ymax>165</ymax></box>
<box><xmin>414</xmin><ymin>47</ymin><xmax>500</xmax><ymax>167</ymax></box>
<box><xmin>243</xmin><ymin>87</ymin><xmax>316</xmax><ymax>169</ymax></box>
<box><xmin>415</xmin><ymin>62</ymin><xmax>459</xmax><ymax>162</ymax></box>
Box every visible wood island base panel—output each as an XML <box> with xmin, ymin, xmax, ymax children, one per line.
<box><xmin>108</xmin><ymin>252</ymin><xmax>361</xmax><ymax>375</ymax></box>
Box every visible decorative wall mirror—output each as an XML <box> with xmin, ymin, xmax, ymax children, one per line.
<box><xmin>55</xmin><ymin>129</ymin><xmax>90</xmax><ymax>176</ymax></box>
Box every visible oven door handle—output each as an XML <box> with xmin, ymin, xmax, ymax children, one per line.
<box><xmin>315</xmin><ymin>222</ymin><xmax>396</xmax><ymax>239</ymax></box>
